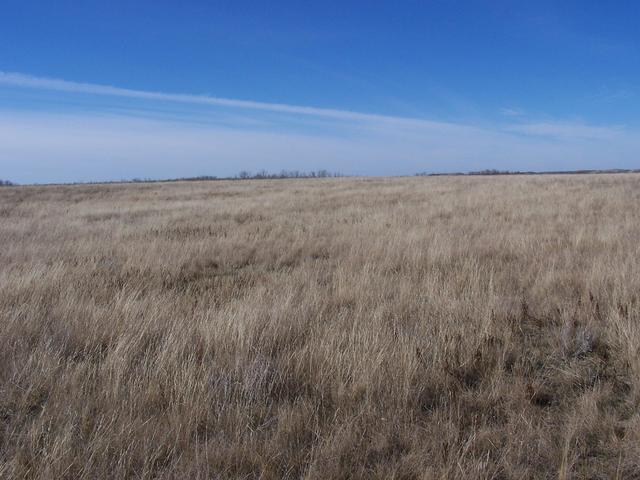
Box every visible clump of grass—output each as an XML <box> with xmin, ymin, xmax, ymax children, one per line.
<box><xmin>1</xmin><ymin>174</ymin><xmax>639</xmax><ymax>479</ymax></box>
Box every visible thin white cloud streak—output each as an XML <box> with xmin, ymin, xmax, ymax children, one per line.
<box><xmin>0</xmin><ymin>71</ymin><xmax>629</xmax><ymax>140</ymax></box>
<box><xmin>0</xmin><ymin>71</ymin><xmax>444</xmax><ymax>128</ymax></box>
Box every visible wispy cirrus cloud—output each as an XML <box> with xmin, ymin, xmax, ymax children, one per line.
<box><xmin>0</xmin><ymin>71</ymin><xmax>442</xmax><ymax>128</ymax></box>
<box><xmin>0</xmin><ymin>71</ymin><xmax>638</xmax><ymax>184</ymax></box>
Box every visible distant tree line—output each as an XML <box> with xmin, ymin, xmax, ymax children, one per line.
<box><xmin>18</xmin><ymin>170</ymin><xmax>345</xmax><ymax>187</ymax></box>
<box><xmin>236</xmin><ymin>169</ymin><xmax>342</xmax><ymax>180</ymax></box>
<box><xmin>129</xmin><ymin>175</ymin><xmax>219</xmax><ymax>183</ymax></box>
<box><xmin>0</xmin><ymin>179</ymin><xmax>15</xmax><ymax>186</ymax></box>
<box><xmin>128</xmin><ymin>170</ymin><xmax>343</xmax><ymax>183</ymax></box>
<box><xmin>416</xmin><ymin>168</ymin><xmax>640</xmax><ymax>177</ymax></box>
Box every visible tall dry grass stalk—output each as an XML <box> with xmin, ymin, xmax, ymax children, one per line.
<box><xmin>1</xmin><ymin>174</ymin><xmax>639</xmax><ymax>478</ymax></box>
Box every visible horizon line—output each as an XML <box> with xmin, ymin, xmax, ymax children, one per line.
<box><xmin>3</xmin><ymin>167</ymin><xmax>639</xmax><ymax>187</ymax></box>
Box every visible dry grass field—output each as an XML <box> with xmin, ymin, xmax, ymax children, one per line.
<box><xmin>1</xmin><ymin>174</ymin><xmax>640</xmax><ymax>479</ymax></box>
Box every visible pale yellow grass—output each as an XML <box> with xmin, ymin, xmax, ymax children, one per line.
<box><xmin>1</xmin><ymin>174</ymin><xmax>639</xmax><ymax>479</ymax></box>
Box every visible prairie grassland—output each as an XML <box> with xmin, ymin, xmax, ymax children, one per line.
<box><xmin>1</xmin><ymin>174</ymin><xmax>640</xmax><ymax>479</ymax></box>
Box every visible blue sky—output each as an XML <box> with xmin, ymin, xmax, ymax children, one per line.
<box><xmin>1</xmin><ymin>1</ymin><xmax>639</xmax><ymax>183</ymax></box>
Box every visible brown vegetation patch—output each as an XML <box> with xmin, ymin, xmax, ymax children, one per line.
<box><xmin>1</xmin><ymin>174</ymin><xmax>640</xmax><ymax>478</ymax></box>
